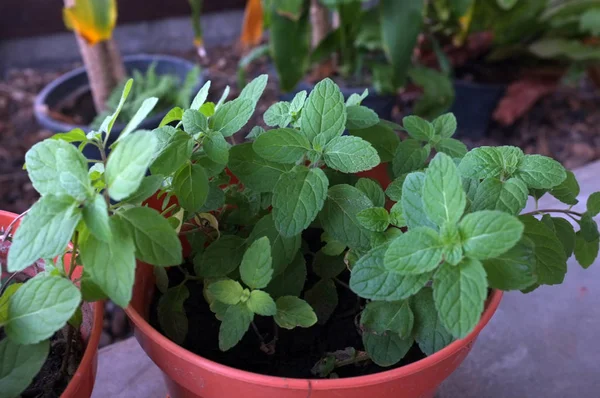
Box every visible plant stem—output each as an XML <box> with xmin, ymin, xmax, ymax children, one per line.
<box><xmin>68</xmin><ymin>232</ymin><xmax>79</xmax><ymax>280</ymax></box>
<box><xmin>0</xmin><ymin>209</ymin><xmax>29</xmax><ymax>242</ymax></box>
<box><xmin>179</xmin><ymin>227</ymin><xmax>205</xmax><ymax>236</ymax></box>
<box><xmin>333</xmin><ymin>277</ymin><xmax>351</xmax><ymax>290</ymax></box>
<box><xmin>251</xmin><ymin>321</ymin><xmax>265</xmax><ymax>344</ymax></box>
<box><xmin>58</xmin><ymin>325</ymin><xmax>74</xmax><ymax>379</ymax></box>
<box><xmin>522</xmin><ymin>209</ymin><xmax>583</xmax><ymax>218</ymax></box>
<box><xmin>98</xmin><ymin>145</ymin><xmax>111</xmax><ymax>206</ymax></box>
<box><xmin>161</xmin><ymin>204</ymin><xmax>177</xmax><ymax>216</ymax></box>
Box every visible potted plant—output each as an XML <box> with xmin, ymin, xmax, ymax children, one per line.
<box><xmin>0</xmin><ymin>84</ymin><xmax>184</xmax><ymax>397</ymax></box>
<box><xmin>114</xmin><ymin>75</ymin><xmax>598</xmax><ymax>397</ymax></box>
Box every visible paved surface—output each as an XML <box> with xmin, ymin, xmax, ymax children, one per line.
<box><xmin>92</xmin><ymin>161</ymin><xmax>600</xmax><ymax>398</ymax></box>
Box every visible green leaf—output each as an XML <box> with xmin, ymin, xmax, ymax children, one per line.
<box><xmin>483</xmin><ymin>238</ymin><xmax>537</xmax><ymax>290</ymax></box>
<box><xmin>392</xmin><ymin>139</ymin><xmax>429</xmax><ymax>177</ymax></box>
<box><xmin>546</xmin><ymin>216</ymin><xmax>576</xmax><ymax>257</ymax></box>
<box><xmin>200</xmin><ymin>102</ymin><xmax>216</xmax><ymax>117</ymax></box>
<box><xmin>515</xmin><ymin>155</ymin><xmax>567</xmax><ymax>189</ymax></box>
<box><xmin>423</xmin><ymin>153</ymin><xmax>466</xmax><ymax>227</ymax></box>
<box><xmin>100</xmin><ymin>79</ymin><xmax>132</xmax><ymax>135</ymax></box>
<box><xmin>25</xmin><ymin>139</ymin><xmax>91</xmax><ymax>200</ymax></box>
<box><xmin>195</xmin><ymin>235</ymin><xmax>246</xmax><ymax>277</ymax></box>
<box><xmin>240</xmin><ymin>237</ymin><xmax>273</xmax><ymax>290</ymax></box>
<box><xmin>80</xmin><ymin>272</ymin><xmax>108</xmax><ymax>302</ymax></box>
<box><xmin>323</xmin><ymin>136</ymin><xmax>380</xmax><ymax>173</ymax></box>
<box><xmin>384</xmin><ymin>227</ymin><xmax>444</xmax><ymax>274</ymax></box>
<box><xmin>305</xmin><ymin>279</ymin><xmax>338</xmax><ymax>325</ymax></box>
<box><xmin>80</xmin><ymin>217</ymin><xmax>136</xmax><ymax>307</ymax></box>
<box><xmin>203</xmin><ymin>131</ymin><xmax>230</xmax><ymax>165</ymax></box>
<box><xmin>173</xmin><ymin>163</ymin><xmax>209</xmax><ymax>212</ymax></box>
<box><xmin>154</xmin><ymin>266</ymin><xmax>169</xmax><ymax>294</ymax></box>
<box><xmin>5</xmin><ymin>275</ymin><xmax>81</xmax><ymax>344</ymax></box>
<box><xmin>274</xmin><ymin>296</ymin><xmax>317</xmax><ymax>329</ymax></box>
<box><xmin>458</xmin><ymin>146</ymin><xmax>522</xmax><ymax>180</ymax></box>
<box><xmin>246</xmin><ymin>290</ymin><xmax>277</xmax><ymax>316</ymax></box>
<box><xmin>411</xmin><ymin>287</ymin><xmax>454</xmax><ymax>355</ymax></box>
<box><xmin>82</xmin><ymin>193</ymin><xmax>111</xmax><ymax>242</ymax></box>
<box><xmin>459</xmin><ymin>210</ymin><xmax>524</xmax><ymax>260</ymax></box>
<box><xmin>319</xmin><ymin>184</ymin><xmax>375</xmax><ymax>250</ymax></box>
<box><xmin>349</xmin><ymin>123</ymin><xmax>400</xmax><ymax>163</ymax></box>
<box><xmin>151</xmin><ymin>127</ymin><xmax>194</xmax><ymax>176</ymax></box>
<box><xmin>52</xmin><ymin>128</ymin><xmax>87</xmax><ymax>143</ymax></box>
<box><xmin>219</xmin><ymin>303</ymin><xmax>254</xmax><ymax>351</ymax></box>
<box><xmin>574</xmin><ymin>232</ymin><xmax>599</xmax><ymax>269</ymax></box>
<box><xmin>229</xmin><ymin>143</ymin><xmax>293</xmax><ymax>193</ymax></box>
<box><xmin>253</xmin><ymin>128</ymin><xmax>311</xmax><ymax>164</ymax></box>
<box><xmin>272</xmin><ymin>166</ymin><xmax>328</xmax><ymax>237</ymax></box>
<box><xmin>402</xmin><ymin>116</ymin><xmax>435</xmax><ymax>141</ymax></box>
<box><xmin>432</xmin><ymin>113</ymin><xmax>457</xmax><ymax>138</ymax></box>
<box><xmin>313</xmin><ymin>250</ymin><xmax>346</xmax><ymax>279</ymax></box>
<box><xmin>549</xmin><ymin>170</ymin><xmax>579</xmax><ymax>206</ymax></box>
<box><xmin>361</xmin><ymin>300</ymin><xmax>414</xmax><ymax>338</ymax></box>
<box><xmin>355</xmin><ymin>178</ymin><xmax>385</xmax><ymax>208</ymax></box>
<box><xmin>208</xmin><ymin>279</ymin><xmax>245</xmax><ymax>305</ymax></box>
<box><xmin>118</xmin><ymin>207</ymin><xmax>182</xmax><ymax>266</ymax></box>
<box><xmin>346</xmin><ymin>105</ymin><xmax>379</xmax><ymax>130</ymax></box>
<box><xmin>521</xmin><ymin>216</ymin><xmax>567</xmax><ymax>285</ymax></box>
<box><xmin>248</xmin><ymin>214</ymin><xmax>301</xmax><ymax>276</ymax></box>
<box><xmin>106</xmin><ymin>130</ymin><xmax>158</xmax><ymax>201</ymax></box>
<box><xmin>433</xmin><ymin>258</ymin><xmax>487</xmax><ymax>338</ymax></box>
<box><xmin>579</xmin><ymin>214</ymin><xmax>599</xmax><ymax>242</ymax></box>
<box><xmin>385</xmin><ymin>175</ymin><xmax>406</xmax><ymax>202</ymax></box>
<box><xmin>389</xmin><ymin>202</ymin><xmax>406</xmax><ymax>228</ymax></box>
<box><xmin>239</xmin><ymin>74</ymin><xmax>268</xmax><ymax>105</ymax></box>
<box><xmin>435</xmin><ymin>138</ymin><xmax>467</xmax><ymax>158</ymax></box>
<box><xmin>0</xmin><ymin>284</ymin><xmax>22</xmax><ymax>324</ymax></box>
<box><xmin>210</xmin><ymin>98</ymin><xmax>254</xmax><ymax>137</ymax></box>
<box><xmin>471</xmin><ymin>178</ymin><xmax>528</xmax><ymax>215</ymax></box>
<box><xmin>362</xmin><ymin>332</ymin><xmax>412</xmax><ymax>367</ymax></box>
<box><xmin>191</xmin><ymin>81</ymin><xmax>211</xmax><ymax>110</ymax></box>
<box><xmin>159</xmin><ymin>107</ymin><xmax>184</xmax><ymax>127</ymax></box>
<box><xmin>264</xmin><ymin>102</ymin><xmax>292</xmax><ymax>127</ymax></box>
<box><xmin>0</xmin><ymin>339</ymin><xmax>49</xmax><ymax>398</ymax></box>
<box><xmin>157</xmin><ymin>285</ymin><xmax>189</xmax><ymax>345</ymax></box>
<box><xmin>122</xmin><ymin>175</ymin><xmax>163</xmax><ymax>205</ymax></box>
<box><xmin>118</xmin><ymin>97</ymin><xmax>158</xmax><ymax>141</ymax></box>
<box><xmin>401</xmin><ymin>172</ymin><xmax>437</xmax><ymax>230</ymax></box>
<box><xmin>8</xmin><ymin>195</ymin><xmax>81</xmax><ymax>273</ymax></box>
<box><xmin>346</xmin><ymin>89</ymin><xmax>369</xmax><ymax>107</ymax></box>
<box><xmin>290</xmin><ymin>90</ymin><xmax>307</xmax><ymax>113</ymax></box>
<box><xmin>356</xmin><ymin>207</ymin><xmax>390</xmax><ymax>232</ymax></box>
<box><xmin>301</xmin><ymin>78</ymin><xmax>347</xmax><ymax>142</ymax></box>
<box><xmin>497</xmin><ymin>0</ymin><xmax>518</xmax><ymax>10</ymax></box>
<box><xmin>350</xmin><ymin>244</ymin><xmax>432</xmax><ymax>301</ymax></box>
<box><xmin>587</xmin><ymin>192</ymin><xmax>600</xmax><ymax>216</ymax></box>
<box><xmin>265</xmin><ymin>252</ymin><xmax>307</xmax><ymax>298</ymax></box>
<box><xmin>182</xmin><ymin>109</ymin><xmax>208</xmax><ymax>134</ymax></box>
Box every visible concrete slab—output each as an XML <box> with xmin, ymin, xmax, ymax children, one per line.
<box><xmin>92</xmin><ymin>160</ymin><xmax>600</xmax><ymax>398</ymax></box>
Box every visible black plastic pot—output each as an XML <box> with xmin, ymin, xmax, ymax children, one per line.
<box><xmin>449</xmin><ymin>79</ymin><xmax>505</xmax><ymax>139</ymax></box>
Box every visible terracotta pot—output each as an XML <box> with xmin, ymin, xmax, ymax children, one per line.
<box><xmin>0</xmin><ymin>210</ymin><xmax>104</xmax><ymax>398</ymax></box>
<box><xmin>127</xmin><ymin>259</ymin><xmax>502</xmax><ymax>398</ymax></box>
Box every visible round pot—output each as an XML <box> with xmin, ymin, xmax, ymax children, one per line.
<box><xmin>0</xmin><ymin>210</ymin><xmax>104</xmax><ymax>398</ymax></box>
<box><xmin>126</xmin><ymin>260</ymin><xmax>502</xmax><ymax>398</ymax></box>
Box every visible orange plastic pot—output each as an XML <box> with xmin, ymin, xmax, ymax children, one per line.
<box><xmin>0</xmin><ymin>210</ymin><xmax>104</xmax><ymax>398</ymax></box>
<box><xmin>127</xmin><ymin>259</ymin><xmax>502</xmax><ymax>398</ymax></box>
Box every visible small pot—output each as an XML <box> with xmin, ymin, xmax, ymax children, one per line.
<box><xmin>0</xmin><ymin>210</ymin><xmax>104</xmax><ymax>398</ymax></box>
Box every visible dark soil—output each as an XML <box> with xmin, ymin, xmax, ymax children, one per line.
<box><xmin>51</xmin><ymin>88</ymin><xmax>98</xmax><ymax>126</ymax></box>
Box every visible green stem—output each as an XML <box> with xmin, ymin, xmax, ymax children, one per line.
<box><xmin>68</xmin><ymin>232</ymin><xmax>79</xmax><ymax>280</ymax></box>
<box><xmin>522</xmin><ymin>209</ymin><xmax>583</xmax><ymax>218</ymax></box>
<box><xmin>98</xmin><ymin>145</ymin><xmax>111</xmax><ymax>206</ymax></box>
<box><xmin>333</xmin><ymin>277</ymin><xmax>351</xmax><ymax>290</ymax></box>
<box><xmin>161</xmin><ymin>204</ymin><xmax>178</xmax><ymax>216</ymax></box>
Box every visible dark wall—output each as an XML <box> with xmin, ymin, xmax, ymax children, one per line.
<box><xmin>0</xmin><ymin>0</ymin><xmax>245</xmax><ymax>40</ymax></box>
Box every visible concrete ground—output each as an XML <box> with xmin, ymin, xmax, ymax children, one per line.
<box><xmin>92</xmin><ymin>160</ymin><xmax>600</xmax><ymax>398</ymax></box>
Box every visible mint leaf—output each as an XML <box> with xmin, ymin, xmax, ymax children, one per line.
<box><xmin>219</xmin><ymin>303</ymin><xmax>254</xmax><ymax>351</ymax></box>
<box><xmin>247</xmin><ymin>290</ymin><xmax>277</xmax><ymax>316</ymax></box>
<box><xmin>210</xmin><ymin>98</ymin><xmax>254</xmax><ymax>137</ymax></box>
<box><xmin>239</xmin><ymin>74</ymin><xmax>268</xmax><ymax>105</ymax></box>
<box><xmin>204</xmin><ymin>131</ymin><xmax>230</xmax><ymax>164</ymax></box>
<box><xmin>106</xmin><ymin>130</ymin><xmax>158</xmax><ymax>201</ymax></box>
<box><xmin>434</xmin><ymin>138</ymin><xmax>467</xmax><ymax>158</ymax></box>
<box><xmin>411</xmin><ymin>287</ymin><xmax>454</xmax><ymax>355</ymax></box>
<box><xmin>182</xmin><ymin>109</ymin><xmax>208</xmax><ymax>134</ymax></box>
<box><xmin>433</xmin><ymin>258</ymin><xmax>487</xmax><ymax>338</ymax></box>
<box><xmin>265</xmin><ymin>252</ymin><xmax>307</xmax><ymax>298</ymax></box>
<box><xmin>458</xmin><ymin>147</ymin><xmax>506</xmax><ymax>180</ymax></box>
<box><xmin>345</xmin><ymin>88</ymin><xmax>368</xmax><ymax>107</ymax></box>
<box><xmin>579</xmin><ymin>213</ymin><xmax>599</xmax><ymax>242</ymax></box>
<box><xmin>514</xmin><ymin>154</ymin><xmax>567</xmax><ymax>189</ymax></box>
<box><xmin>549</xmin><ymin>170</ymin><xmax>579</xmax><ymax>206</ymax></box>
<box><xmin>229</xmin><ymin>143</ymin><xmax>293</xmax><ymax>192</ymax></box>
<box><xmin>157</xmin><ymin>285</ymin><xmax>189</xmax><ymax>345</ymax></box>
<box><xmin>459</xmin><ymin>210</ymin><xmax>524</xmax><ymax>260</ymax></box>
<box><xmin>173</xmin><ymin>163</ymin><xmax>209</xmax><ymax>212</ymax></box>
<box><xmin>349</xmin><ymin>123</ymin><xmax>400</xmax><ymax>163</ymax></box>
<box><xmin>82</xmin><ymin>193</ymin><xmax>111</xmax><ymax>242</ymax></box>
<box><xmin>350</xmin><ymin>244</ymin><xmax>432</xmax><ymax>301</ymax></box>
<box><xmin>401</xmin><ymin>172</ymin><xmax>437</xmax><ymax>230</ymax></box>
<box><xmin>51</xmin><ymin>128</ymin><xmax>87</xmax><ymax>143</ymax></box>
<box><xmin>432</xmin><ymin>113</ymin><xmax>457</xmax><ymax>138</ymax></box>
<box><xmin>191</xmin><ymin>80</ymin><xmax>211</xmax><ymax>110</ymax></box>
<box><xmin>246</xmin><ymin>126</ymin><xmax>266</xmax><ymax>141</ymax></box>
<box><xmin>356</xmin><ymin>207</ymin><xmax>390</xmax><ymax>232</ymax></box>
<box><xmin>0</xmin><ymin>339</ymin><xmax>49</xmax><ymax>398</ymax></box>
<box><xmin>361</xmin><ymin>300</ymin><xmax>414</xmax><ymax>338</ymax></box>
<box><xmin>362</xmin><ymin>332</ymin><xmax>412</xmax><ymax>367</ymax></box>
<box><xmin>402</xmin><ymin>115</ymin><xmax>435</xmax><ymax>141</ymax></box>
<box><xmin>587</xmin><ymin>192</ymin><xmax>600</xmax><ymax>216</ymax></box>
<box><xmin>240</xmin><ymin>237</ymin><xmax>273</xmax><ymax>289</ymax></box>
<box><xmin>385</xmin><ymin>175</ymin><xmax>406</xmax><ymax>202</ymax></box>
<box><xmin>423</xmin><ymin>153</ymin><xmax>466</xmax><ymax>227</ymax></box>
<box><xmin>208</xmin><ymin>279</ymin><xmax>245</xmax><ymax>305</ymax></box>
<box><xmin>118</xmin><ymin>97</ymin><xmax>158</xmax><ymax>141</ymax></box>
<box><xmin>319</xmin><ymin>184</ymin><xmax>375</xmax><ymax>250</ymax></box>
<box><xmin>313</xmin><ymin>251</ymin><xmax>346</xmax><ymax>279</ymax></box>
<box><xmin>264</xmin><ymin>102</ymin><xmax>292</xmax><ymax>127</ymax></box>
<box><xmin>389</xmin><ymin>202</ymin><xmax>406</xmax><ymax>227</ymax></box>
<box><xmin>355</xmin><ymin>178</ymin><xmax>385</xmax><ymax>208</ymax></box>
<box><xmin>253</xmin><ymin>128</ymin><xmax>311</xmax><ymax>164</ymax></box>
<box><xmin>0</xmin><ymin>284</ymin><xmax>22</xmax><ymax>324</ymax></box>
<box><xmin>80</xmin><ymin>217</ymin><xmax>136</xmax><ymax>307</ymax></box>
<box><xmin>483</xmin><ymin>238</ymin><xmax>537</xmax><ymax>290</ymax></box>
<box><xmin>195</xmin><ymin>235</ymin><xmax>245</xmax><ymax>277</ymax></box>
<box><xmin>290</xmin><ymin>90</ymin><xmax>308</xmax><ymax>113</ymax></box>
<box><xmin>99</xmin><ymin>79</ymin><xmax>132</xmax><ymax>135</ymax></box>
<box><xmin>323</xmin><ymin>136</ymin><xmax>380</xmax><ymax>173</ymax></box>
<box><xmin>346</xmin><ymin>105</ymin><xmax>379</xmax><ymax>130</ymax></box>
<box><xmin>305</xmin><ymin>279</ymin><xmax>338</xmax><ymax>325</ymax></box>
<box><xmin>200</xmin><ymin>102</ymin><xmax>216</xmax><ymax>117</ymax></box>
<box><xmin>301</xmin><ymin>78</ymin><xmax>347</xmax><ymax>142</ymax></box>
<box><xmin>119</xmin><ymin>207</ymin><xmax>182</xmax><ymax>266</ymax></box>
<box><xmin>8</xmin><ymin>195</ymin><xmax>81</xmax><ymax>273</ymax></box>
<box><xmin>248</xmin><ymin>214</ymin><xmax>301</xmax><ymax>276</ymax></box>
<box><xmin>521</xmin><ymin>216</ymin><xmax>567</xmax><ymax>285</ymax></box>
<box><xmin>122</xmin><ymin>175</ymin><xmax>163</xmax><ymax>205</ymax></box>
<box><xmin>154</xmin><ymin>266</ymin><xmax>169</xmax><ymax>294</ymax></box>
<box><xmin>272</xmin><ymin>166</ymin><xmax>328</xmax><ymax>237</ymax></box>
<box><xmin>5</xmin><ymin>275</ymin><xmax>81</xmax><ymax>344</ymax></box>
<box><xmin>274</xmin><ymin>296</ymin><xmax>317</xmax><ymax>329</ymax></box>
<box><xmin>151</xmin><ymin>127</ymin><xmax>194</xmax><ymax>176</ymax></box>
<box><xmin>384</xmin><ymin>227</ymin><xmax>444</xmax><ymax>274</ymax></box>
<box><xmin>471</xmin><ymin>178</ymin><xmax>528</xmax><ymax>215</ymax></box>
<box><xmin>159</xmin><ymin>107</ymin><xmax>184</xmax><ymax>127</ymax></box>
<box><xmin>392</xmin><ymin>139</ymin><xmax>429</xmax><ymax>177</ymax></box>
<box><xmin>546</xmin><ymin>216</ymin><xmax>576</xmax><ymax>257</ymax></box>
<box><xmin>574</xmin><ymin>231</ymin><xmax>599</xmax><ymax>269</ymax></box>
